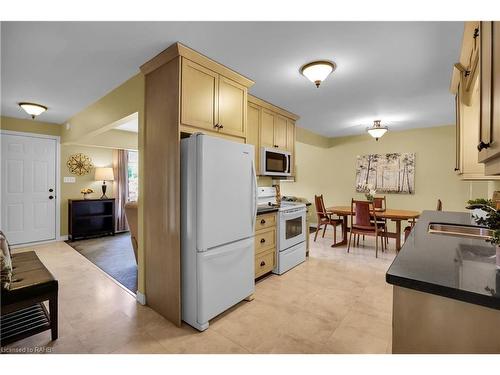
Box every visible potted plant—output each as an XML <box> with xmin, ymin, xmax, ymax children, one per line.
<box><xmin>81</xmin><ymin>188</ymin><xmax>94</xmax><ymax>200</ymax></box>
<box><xmin>364</xmin><ymin>184</ymin><xmax>377</xmax><ymax>202</ymax></box>
<box><xmin>466</xmin><ymin>199</ymin><xmax>500</xmax><ymax>268</ymax></box>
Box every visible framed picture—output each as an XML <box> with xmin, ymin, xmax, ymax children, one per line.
<box><xmin>355</xmin><ymin>153</ymin><xmax>415</xmax><ymax>194</ymax></box>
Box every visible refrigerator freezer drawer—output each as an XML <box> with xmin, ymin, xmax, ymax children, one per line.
<box><xmin>197</xmin><ymin>237</ymin><xmax>255</xmax><ymax>325</ymax></box>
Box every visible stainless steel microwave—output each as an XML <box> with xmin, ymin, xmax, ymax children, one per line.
<box><xmin>260</xmin><ymin>147</ymin><xmax>292</xmax><ymax>176</ymax></box>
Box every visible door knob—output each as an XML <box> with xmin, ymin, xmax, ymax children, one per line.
<box><xmin>49</xmin><ymin>188</ymin><xmax>54</xmax><ymax>192</ymax></box>
<box><xmin>49</xmin><ymin>195</ymin><xmax>54</xmax><ymax>200</ymax></box>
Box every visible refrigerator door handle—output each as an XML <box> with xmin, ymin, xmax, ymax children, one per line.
<box><xmin>251</xmin><ymin>160</ymin><xmax>257</xmax><ymax>230</ymax></box>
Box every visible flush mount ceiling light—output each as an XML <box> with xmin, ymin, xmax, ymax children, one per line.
<box><xmin>18</xmin><ymin>102</ymin><xmax>47</xmax><ymax>119</ymax></box>
<box><xmin>366</xmin><ymin>120</ymin><xmax>388</xmax><ymax>141</ymax></box>
<box><xmin>300</xmin><ymin>60</ymin><xmax>336</xmax><ymax>88</ymax></box>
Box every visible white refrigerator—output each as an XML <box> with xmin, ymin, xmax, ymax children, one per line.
<box><xmin>181</xmin><ymin>133</ymin><xmax>257</xmax><ymax>331</ymax></box>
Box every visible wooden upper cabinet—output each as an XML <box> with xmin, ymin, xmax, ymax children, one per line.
<box><xmin>260</xmin><ymin>109</ymin><xmax>275</xmax><ymax>148</ymax></box>
<box><xmin>247</xmin><ymin>103</ymin><xmax>261</xmax><ymax>172</ymax></box>
<box><xmin>274</xmin><ymin>115</ymin><xmax>287</xmax><ymax>149</ymax></box>
<box><xmin>218</xmin><ymin>76</ymin><xmax>246</xmax><ymax>138</ymax></box>
<box><xmin>181</xmin><ymin>59</ymin><xmax>218</xmax><ymax>131</ymax></box>
<box><xmin>478</xmin><ymin>21</ymin><xmax>500</xmax><ymax>168</ymax></box>
<box><xmin>286</xmin><ymin>120</ymin><xmax>295</xmax><ymax>152</ymax></box>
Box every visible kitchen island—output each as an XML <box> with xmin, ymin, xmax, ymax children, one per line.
<box><xmin>386</xmin><ymin>210</ymin><xmax>500</xmax><ymax>353</ymax></box>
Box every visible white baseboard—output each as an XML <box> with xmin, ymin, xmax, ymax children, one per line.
<box><xmin>136</xmin><ymin>291</ymin><xmax>146</xmax><ymax>305</ymax></box>
<box><xmin>59</xmin><ymin>235</ymin><xmax>69</xmax><ymax>241</ymax></box>
<box><xmin>11</xmin><ymin>238</ymin><xmax>65</xmax><ymax>249</ymax></box>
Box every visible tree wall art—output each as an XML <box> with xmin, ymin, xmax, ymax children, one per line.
<box><xmin>355</xmin><ymin>153</ymin><xmax>415</xmax><ymax>194</ymax></box>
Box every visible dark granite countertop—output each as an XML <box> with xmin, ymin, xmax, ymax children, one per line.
<box><xmin>257</xmin><ymin>207</ymin><xmax>279</xmax><ymax>215</ymax></box>
<box><xmin>386</xmin><ymin>210</ymin><xmax>500</xmax><ymax>310</ymax></box>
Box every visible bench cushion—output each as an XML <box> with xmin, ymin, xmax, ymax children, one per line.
<box><xmin>1</xmin><ymin>251</ymin><xmax>58</xmax><ymax>306</ymax></box>
<box><xmin>0</xmin><ymin>231</ymin><xmax>13</xmax><ymax>290</ymax></box>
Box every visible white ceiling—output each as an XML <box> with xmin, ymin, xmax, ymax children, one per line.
<box><xmin>1</xmin><ymin>21</ymin><xmax>463</xmax><ymax>137</ymax></box>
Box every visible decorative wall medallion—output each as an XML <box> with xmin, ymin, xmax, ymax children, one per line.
<box><xmin>67</xmin><ymin>153</ymin><xmax>94</xmax><ymax>176</ymax></box>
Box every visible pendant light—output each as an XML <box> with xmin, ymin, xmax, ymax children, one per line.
<box><xmin>300</xmin><ymin>60</ymin><xmax>336</xmax><ymax>88</ymax></box>
<box><xmin>18</xmin><ymin>102</ymin><xmax>47</xmax><ymax>119</ymax></box>
<box><xmin>366</xmin><ymin>120</ymin><xmax>388</xmax><ymax>141</ymax></box>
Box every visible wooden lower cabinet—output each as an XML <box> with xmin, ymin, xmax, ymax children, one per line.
<box><xmin>255</xmin><ymin>248</ymin><xmax>276</xmax><ymax>279</ymax></box>
<box><xmin>254</xmin><ymin>212</ymin><xmax>277</xmax><ymax>279</ymax></box>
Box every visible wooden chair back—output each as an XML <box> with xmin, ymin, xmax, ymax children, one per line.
<box><xmin>373</xmin><ymin>196</ymin><xmax>386</xmax><ymax>211</ymax></box>
<box><xmin>436</xmin><ymin>199</ymin><xmax>443</xmax><ymax>211</ymax></box>
<box><xmin>314</xmin><ymin>195</ymin><xmax>328</xmax><ymax>220</ymax></box>
<box><xmin>351</xmin><ymin>199</ymin><xmax>376</xmax><ymax>230</ymax></box>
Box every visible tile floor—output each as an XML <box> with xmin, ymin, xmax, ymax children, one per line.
<box><xmin>3</xmin><ymin>228</ymin><xmax>396</xmax><ymax>354</ymax></box>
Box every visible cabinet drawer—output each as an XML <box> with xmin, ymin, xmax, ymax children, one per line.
<box><xmin>255</xmin><ymin>228</ymin><xmax>276</xmax><ymax>254</ymax></box>
<box><xmin>255</xmin><ymin>248</ymin><xmax>275</xmax><ymax>278</ymax></box>
<box><xmin>256</xmin><ymin>213</ymin><xmax>276</xmax><ymax>231</ymax></box>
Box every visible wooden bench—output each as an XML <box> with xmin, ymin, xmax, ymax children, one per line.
<box><xmin>1</xmin><ymin>251</ymin><xmax>58</xmax><ymax>346</ymax></box>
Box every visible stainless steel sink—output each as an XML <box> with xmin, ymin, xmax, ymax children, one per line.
<box><xmin>428</xmin><ymin>223</ymin><xmax>494</xmax><ymax>240</ymax></box>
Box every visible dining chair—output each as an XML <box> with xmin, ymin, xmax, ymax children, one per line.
<box><xmin>372</xmin><ymin>196</ymin><xmax>388</xmax><ymax>247</ymax></box>
<box><xmin>348</xmin><ymin>199</ymin><xmax>385</xmax><ymax>258</ymax></box>
<box><xmin>314</xmin><ymin>194</ymin><xmax>344</xmax><ymax>245</ymax></box>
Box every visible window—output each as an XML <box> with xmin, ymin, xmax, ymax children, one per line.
<box><xmin>127</xmin><ymin>151</ymin><xmax>138</xmax><ymax>202</ymax></box>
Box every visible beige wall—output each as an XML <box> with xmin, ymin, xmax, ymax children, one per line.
<box><xmin>1</xmin><ymin>116</ymin><xmax>62</xmax><ymax>136</ymax></box>
<box><xmin>60</xmin><ymin>145</ymin><xmax>115</xmax><ymax>235</ymax></box>
<box><xmin>61</xmin><ymin>73</ymin><xmax>145</xmax><ymax>295</ymax></box>
<box><xmin>281</xmin><ymin>125</ymin><xmax>495</xmax><ymax>227</ymax></box>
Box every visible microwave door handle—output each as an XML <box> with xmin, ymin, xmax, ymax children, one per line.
<box><xmin>285</xmin><ymin>154</ymin><xmax>290</xmax><ymax>174</ymax></box>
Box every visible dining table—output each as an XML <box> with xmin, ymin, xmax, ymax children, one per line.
<box><xmin>326</xmin><ymin>206</ymin><xmax>421</xmax><ymax>252</ymax></box>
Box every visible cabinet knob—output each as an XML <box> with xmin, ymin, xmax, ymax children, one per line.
<box><xmin>454</xmin><ymin>168</ymin><xmax>460</xmax><ymax>172</ymax></box>
<box><xmin>260</xmin><ymin>261</ymin><xmax>265</xmax><ymax>267</ymax></box>
<box><xmin>260</xmin><ymin>219</ymin><xmax>266</xmax><ymax>224</ymax></box>
<box><xmin>219</xmin><ymin>124</ymin><xmax>224</xmax><ymax>129</ymax></box>
<box><xmin>260</xmin><ymin>238</ymin><xmax>266</xmax><ymax>243</ymax></box>
<box><xmin>214</xmin><ymin>124</ymin><xmax>220</xmax><ymax>129</ymax></box>
<box><xmin>477</xmin><ymin>141</ymin><xmax>491</xmax><ymax>151</ymax></box>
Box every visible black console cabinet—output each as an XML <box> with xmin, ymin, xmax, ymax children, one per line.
<box><xmin>68</xmin><ymin>199</ymin><xmax>115</xmax><ymax>240</ymax></box>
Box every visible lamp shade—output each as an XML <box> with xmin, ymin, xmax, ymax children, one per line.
<box><xmin>366</xmin><ymin>120</ymin><xmax>388</xmax><ymax>141</ymax></box>
<box><xmin>18</xmin><ymin>102</ymin><xmax>47</xmax><ymax>119</ymax></box>
<box><xmin>94</xmin><ymin>167</ymin><xmax>114</xmax><ymax>181</ymax></box>
<box><xmin>300</xmin><ymin>60</ymin><xmax>336</xmax><ymax>87</ymax></box>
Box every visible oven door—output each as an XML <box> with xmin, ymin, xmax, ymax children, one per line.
<box><xmin>261</xmin><ymin>147</ymin><xmax>291</xmax><ymax>176</ymax></box>
<box><xmin>279</xmin><ymin>208</ymin><xmax>306</xmax><ymax>251</ymax></box>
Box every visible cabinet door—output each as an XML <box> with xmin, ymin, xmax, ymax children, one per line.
<box><xmin>247</xmin><ymin>103</ymin><xmax>261</xmax><ymax>174</ymax></box>
<box><xmin>274</xmin><ymin>115</ymin><xmax>287</xmax><ymax>149</ymax></box>
<box><xmin>181</xmin><ymin>58</ymin><xmax>219</xmax><ymax>131</ymax></box>
<box><xmin>218</xmin><ymin>76</ymin><xmax>246</xmax><ymax>138</ymax></box>
<box><xmin>286</xmin><ymin>120</ymin><xmax>295</xmax><ymax>152</ymax></box>
<box><xmin>261</xmin><ymin>109</ymin><xmax>275</xmax><ymax>148</ymax></box>
<box><xmin>286</xmin><ymin>119</ymin><xmax>296</xmax><ymax>174</ymax></box>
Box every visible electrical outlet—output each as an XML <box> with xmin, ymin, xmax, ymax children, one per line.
<box><xmin>63</xmin><ymin>176</ymin><xmax>76</xmax><ymax>183</ymax></box>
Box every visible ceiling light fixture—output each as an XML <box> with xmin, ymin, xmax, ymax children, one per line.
<box><xmin>300</xmin><ymin>60</ymin><xmax>336</xmax><ymax>88</ymax></box>
<box><xmin>366</xmin><ymin>120</ymin><xmax>388</xmax><ymax>141</ymax></box>
<box><xmin>18</xmin><ymin>102</ymin><xmax>47</xmax><ymax>119</ymax></box>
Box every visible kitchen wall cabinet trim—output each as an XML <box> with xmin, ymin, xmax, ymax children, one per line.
<box><xmin>141</xmin><ymin>42</ymin><xmax>254</xmax><ymax>88</ymax></box>
<box><xmin>248</xmin><ymin>95</ymin><xmax>299</xmax><ymax>122</ymax></box>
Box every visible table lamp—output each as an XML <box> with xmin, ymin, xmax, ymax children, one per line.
<box><xmin>94</xmin><ymin>167</ymin><xmax>114</xmax><ymax>199</ymax></box>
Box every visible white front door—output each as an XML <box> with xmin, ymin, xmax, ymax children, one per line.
<box><xmin>1</xmin><ymin>133</ymin><xmax>57</xmax><ymax>245</ymax></box>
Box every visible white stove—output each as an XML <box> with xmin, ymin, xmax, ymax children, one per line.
<box><xmin>257</xmin><ymin>187</ymin><xmax>306</xmax><ymax>275</ymax></box>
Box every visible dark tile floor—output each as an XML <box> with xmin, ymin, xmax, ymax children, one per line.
<box><xmin>66</xmin><ymin>232</ymin><xmax>137</xmax><ymax>293</ymax></box>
